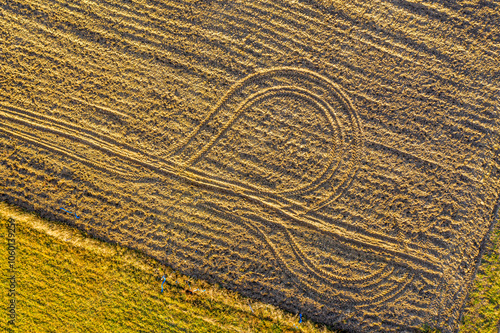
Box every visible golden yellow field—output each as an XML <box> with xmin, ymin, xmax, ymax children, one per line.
<box><xmin>0</xmin><ymin>0</ymin><xmax>499</xmax><ymax>332</ymax></box>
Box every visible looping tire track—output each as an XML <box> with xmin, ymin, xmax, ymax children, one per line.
<box><xmin>168</xmin><ymin>67</ymin><xmax>363</xmax><ymax>212</ymax></box>
<box><xmin>0</xmin><ymin>70</ymin><xmax>442</xmax><ymax>271</ymax></box>
<box><xmin>0</xmin><ymin>67</ymin><xmax>441</xmax><ymax>310</ymax></box>
<box><xmin>202</xmin><ymin>201</ymin><xmax>416</xmax><ymax>307</ymax></box>
<box><xmin>183</xmin><ymin>85</ymin><xmax>343</xmax><ymax>197</ymax></box>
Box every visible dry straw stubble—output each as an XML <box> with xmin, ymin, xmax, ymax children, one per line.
<box><xmin>0</xmin><ymin>0</ymin><xmax>499</xmax><ymax>332</ymax></box>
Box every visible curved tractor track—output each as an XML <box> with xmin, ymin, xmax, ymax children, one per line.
<box><xmin>1</xmin><ymin>0</ymin><xmax>499</xmax><ymax>332</ymax></box>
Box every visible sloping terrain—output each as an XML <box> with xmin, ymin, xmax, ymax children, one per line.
<box><xmin>0</xmin><ymin>0</ymin><xmax>499</xmax><ymax>332</ymax></box>
<box><xmin>0</xmin><ymin>201</ymin><xmax>335</xmax><ymax>333</ymax></box>
<box><xmin>1</xmin><ymin>200</ymin><xmax>499</xmax><ymax>333</ymax></box>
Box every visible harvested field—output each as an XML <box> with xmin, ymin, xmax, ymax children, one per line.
<box><xmin>0</xmin><ymin>0</ymin><xmax>499</xmax><ymax>332</ymax></box>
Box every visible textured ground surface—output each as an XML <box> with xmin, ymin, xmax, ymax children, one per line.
<box><xmin>0</xmin><ymin>201</ymin><xmax>336</xmax><ymax>333</ymax></box>
<box><xmin>0</xmin><ymin>0</ymin><xmax>499</xmax><ymax>332</ymax></box>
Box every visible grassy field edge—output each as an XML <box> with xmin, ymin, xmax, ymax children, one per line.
<box><xmin>1</xmin><ymin>199</ymin><xmax>499</xmax><ymax>332</ymax></box>
<box><xmin>0</xmin><ymin>200</ymin><xmax>338</xmax><ymax>333</ymax></box>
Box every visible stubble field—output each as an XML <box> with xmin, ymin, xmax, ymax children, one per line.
<box><xmin>0</xmin><ymin>0</ymin><xmax>499</xmax><ymax>332</ymax></box>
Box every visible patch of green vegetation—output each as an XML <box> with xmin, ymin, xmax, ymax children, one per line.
<box><xmin>460</xmin><ymin>218</ymin><xmax>500</xmax><ymax>333</ymax></box>
<box><xmin>418</xmin><ymin>323</ymin><xmax>442</xmax><ymax>333</ymax></box>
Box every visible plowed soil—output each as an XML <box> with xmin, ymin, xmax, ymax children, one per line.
<box><xmin>1</xmin><ymin>0</ymin><xmax>499</xmax><ymax>332</ymax></box>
